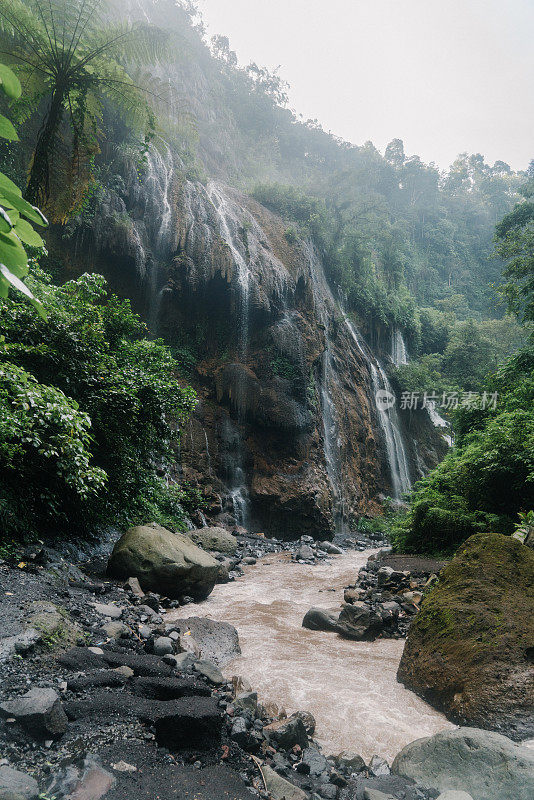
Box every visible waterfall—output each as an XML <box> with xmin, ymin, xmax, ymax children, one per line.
<box><xmin>305</xmin><ymin>243</ymin><xmax>347</xmax><ymax>534</ymax></box>
<box><xmin>427</xmin><ymin>401</ymin><xmax>453</xmax><ymax>447</ymax></box>
<box><xmin>391</xmin><ymin>328</ymin><xmax>409</xmax><ymax>367</ymax></box>
<box><xmin>207</xmin><ymin>182</ymin><xmax>252</xmax><ymax>528</ymax></box>
<box><xmin>207</xmin><ymin>182</ymin><xmax>251</xmax><ymax>360</ymax></box>
<box><xmin>137</xmin><ymin>143</ymin><xmax>175</xmax><ymax>335</ymax></box>
<box><xmin>343</xmin><ymin>315</ymin><xmax>412</xmax><ymax>502</ymax></box>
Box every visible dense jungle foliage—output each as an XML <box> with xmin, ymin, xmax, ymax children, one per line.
<box><xmin>392</xmin><ymin>173</ymin><xmax>534</xmax><ymax>553</ymax></box>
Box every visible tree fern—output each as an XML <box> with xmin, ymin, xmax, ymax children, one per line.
<box><xmin>0</xmin><ymin>0</ymin><xmax>173</xmax><ymax>220</ymax></box>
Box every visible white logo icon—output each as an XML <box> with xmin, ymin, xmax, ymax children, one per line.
<box><xmin>375</xmin><ymin>389</ymin><xmax>395</xmax><ymax>411</ymax></box>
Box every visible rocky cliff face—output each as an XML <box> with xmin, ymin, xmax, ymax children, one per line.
<box><xmin>57</xmin><ymin>147</ymin><xmax>445</xmax><ymax>538</ymax></box>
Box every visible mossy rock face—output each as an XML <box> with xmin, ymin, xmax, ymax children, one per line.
<box><xmin>397</xmin><ymin>533</ymin><xmax>534</xmax><ymax>739</ymax></box>
<box><xmin>188</xmin><ymin>527</ymin><xmax>238</xmax><ymax>555</ymax></box>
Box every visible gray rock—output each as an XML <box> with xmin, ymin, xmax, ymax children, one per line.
<box><xmin>260</xmin><ymin>765</ymin><xmax>308</xmax><ymax>800</ymax></box>
<box><xmin>336</xmin><ymin>752</ymin><xmax>366</xmax><ymax>773</ymax></box>
<box><xmin>363</xmin><ymin>790</ymin><xmax>396</xmax><ymax>800</ymax></box>
<box><xmin>392</xmin><ymin>727</ymin><xmax>534</xmax><ymax>800</ymax></box>
<box><xmin>0</xmin><ymin>630</ymin><xmax>42</xmax><ymax>662</ymax></box>
<box><xmin>242</xmin><ymin>556</ymin><xmax>257</xmax><ymax>565</ymax></box>
<box><xmin>337</xmin><ymin>603</ymin><xmax>384</xmax><ymax>641</ymax></box>
<box><xmin>292</xmin><ymin>710</ymin><xmax>316</xmax><ymax>736</ymax></box>
<box><xmin>0</xmin><ymin>766</ymin><xmax>39</xmax><ymax>800</ymax></box>
<box><xmin>234</xmin><ymin>692</ymin><xmax>258</xmax><ymax>715</ymax></box>
<box><xmin>101</xmin><ymin>621</ymin><xmax>128</xmax><ymax>639</ymax></box>
<box><xmin>188</xmin><ymin>526</ymin><xmax>238</xmax><ymax>554</ymax></box>
<box><xmin>436</xmin><ymin>793</ymin><xmax>474</xmax><ymax>800</ymax></box>
<box><xmin>318</xmin><ymin>786</ymin><xmax>337</xmax><ymax>799</ymax></box>
<box><xmin>302</xmin><ymin>607</ymin><xmax>341</xmax><ymax>633</ymax></box>
<box><xmin>296</xmin><ymin>545</ymin><xmax>315</xmax><ymax>560</ymax></box>
<box><xmin>108</xmin><ymin>523</ymin><xmax>220</xmax><ymax>600</ymax></box>
<box><xmin>194</xmin><ymin>659</ymin><xmax>224</xmax><ymax>685</ymax></box>
<box><xmin>302</xmin><ymin>747</ymin><xmax>328</xmax><ymax>777</ymax></box>
<box><xmin>368</xmin><ymin>756</ymin><xmax>390</xmax><ymax>777</ymax></box>
<box><xmin>264</xmin><ymin>715</ymin><xmax>308</xmax><ymax>750</ymax></box>
<box><xmin>172</xmin><ymin>617</ymin><xmax>240</xmax><ymax>667</ymax></box>
<box><xmin>153</xmin><ymin>637</ymin><xmax>174</xmax><ymax>657</ymax></box>
<box><xmin>124</xmin><ymin>576</ymin><xmax>145</xmax><ymax>597</ymax></box>
<box><xmin>93</xmin><ymin>603</ymin><xmax>123</xmax><ymax>619</ymax></box>
<box><xmin>230</xmin><ymin>716</ymin><xmax>249</xmax><ymax>746</ymax></box>
<box><xmin>164</xmin><ymin>652</ymin><xmax>198</xmax><ymax>670</ymax></box>
<box><xmin>320</xmin><ymin>541</ymin><xmax>343</xmax><ymax>555</ymax></box>
<box><xmin>0</xmin><ymin>688</ymin><xmax>68</xmax><ymax>738</ymax></box>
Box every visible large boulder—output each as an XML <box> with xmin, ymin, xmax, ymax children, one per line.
<box><xmin>108</xmin><ymin>523</ymin><xmax>219</xmax><ymax>600</ymax></box>
<box><xmin>397</xmin><ymin>533</ymin><xmax>534</xmax><ymax>738</ymax></box>
<box><xmin>337</xmin><ymin>602</ymin><xmax>384</xmax><ymax>641</ymax></box>
<box><xmin>0</xmin><ymin>766</ymin><xmax>39</xmax><ymax>800</ymax></box>
<box><xmin>0</xmin><ymin>688</ymin><xmax>68</xmax><ymax>739</ymax></box>
<box><xmin>392</xmin><ymin>727</ymin><xmax>534</xmax><ymax>800</ymax></box>
<box><xmin>188</xmin><ymin>526</ymin><xmax>238</xmax><ymax>554</ymax></box>
<box><xmin>302</xmin><ymin>607</ymin><xmax>342</xmax><ymax>633</ymax></box>
<box><xmin>170</xmin><ymin>617</ymin><xmax>240</xmax><ymax>667</ymax></box>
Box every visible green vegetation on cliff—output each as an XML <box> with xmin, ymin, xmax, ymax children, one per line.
<box><xmin>393</xmin><ymin>176</ymin><xmax>534</xmax><ymax>554</ymax></box>
<box><xmin>1</xmin><ymin>266</ymin><xmax>199</xmax><ymax>540</ymax></box>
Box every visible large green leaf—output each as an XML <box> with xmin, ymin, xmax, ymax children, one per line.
<box><xmin>0</xmin><ymin>263</ymin><xmax>46</xmax><ymax>318</ymax></box>
<box><xmin>0</xmin><ymin>171</ymin><xmax>22</xmax><ymax>197</ymax></box>
<box><xmin>0</xmin><ymin>114</ymin><xmax>19</xmax><ymax>141</ymax></box>
<box><xmin>0</xmin><ymin>206</ymin><xmax>13</xmax><ymax>234</ymax></box>
<box><xmin>0</xmin><ymin>231</ymin><xmax>28</xmax><ymax>273</ymax></box>
<box><xmin>1</xmin><ymin>189</ymin><xmax>47</xmax><ymax>226</ymax></box>
<box><xmin>0</xmin><ymin>65</ymin><xmax>22</xmax><ymax>100</ymax></box>
<box><xmin>14</xmin><ymin>217</ymin><xmax>44</xmax><ymax>248</ymax></box>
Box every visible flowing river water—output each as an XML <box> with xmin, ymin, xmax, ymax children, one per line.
<box><xmin>169</xmin><ymin>549</ymin><xmax>454</xmax><ymax>761</ymax></box>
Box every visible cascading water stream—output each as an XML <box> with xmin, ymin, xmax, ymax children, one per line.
<box><xmin>140</xmin><ymin>143</ymin><xmax>175</xmax><ymax>335</ymax></box>
<box><xmin>207</xmin><ymin>183</ymin><xmax>251</xmax><ymax>361</ymax></box>
<box><xmin>207</xmin><ymin>182</ymin><xmax>253</xmax><ymax>527</ymax></box>
<box><xmin>391</xmin><ymin>327</ymin><xmax>409</xmax><ymax>367</ymax></box>
<box><xmin>305</xmin><ymin>243</ymin><xmax>348</xmax><ymax>534</ymax></box>
<box><xmin>342</xmin><ymin>315</ymin><xmax>412</xmax><ymax>501</ymax></box>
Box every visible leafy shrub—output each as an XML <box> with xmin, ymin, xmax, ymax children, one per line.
<box><xmin>392</xmin><ymin>348</ymin><xmax>534</xmax><ymax>554</ymax></box>
<box><xmin>0</xmin><ymin>267</ymin><xmax>198</xmax><ymax>539</ymax></box>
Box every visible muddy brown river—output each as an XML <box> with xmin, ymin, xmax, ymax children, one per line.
<box><xmin>169</xmin><ymin>550</ymin><xmax>453</xmax><ymax>761</ymax></box>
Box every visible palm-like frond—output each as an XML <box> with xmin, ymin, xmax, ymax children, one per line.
<box><xmin>0</xmin><ymin>0</ymin><xmax>182</xmax><ymax>218</ymax></box>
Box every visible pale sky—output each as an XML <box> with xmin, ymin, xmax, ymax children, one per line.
<box><xmin>197</xmin><ymin>0</ymin><xmax>534</xmax><ymax>171</ymax></box>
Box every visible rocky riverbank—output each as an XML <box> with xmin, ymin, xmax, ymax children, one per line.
<box><xmin>1</xmin><ymin>527</ymin><xmax>532</xmax><ymax>800</ymax></box>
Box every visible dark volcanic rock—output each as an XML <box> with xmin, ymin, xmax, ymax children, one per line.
<box><xmin>64</xmin><ymin>690</ymin><xmax>222</xmax><ymax>750</ymax></box>
<box><xmin>302</xmin><ymin>607</ymin><xmax>341</xmax><ymax>633</ymax></box>
<box><xmin>132</xmin><ymin>675</ymin><xmax>211</xmax><ymax>700</ymax></box>
<box><xmin>150</xmin><ymin>695</ymin><xmax>222</xmax><ymax>750</ymax></box>
<box><xmin>0</xmin><ymin>688</ymin><xmax>68</xmax><ymax>739</ymax></box>
<box><xmin>67</xmin><ymin>670</ymin><xmax>129</xmax><ymax>691</ymax></box>
<box><xmin>337</xmin><ymin>603</ymin><xmax>384</xmax><ymax>641</ymax></box>
<box><xmin>397</xmin><ymin>534</ymin><xmax>534</xmax><ymax>738</ymax></box>
<box><xmin>100</xmin><ymin>650</ymin><xmax>173</xmax><ymax>677</ymax></box>
<box><xmin>263</xmin><ymin>715</ymin><xmax>308</xmax><ymax>750</ymax></box>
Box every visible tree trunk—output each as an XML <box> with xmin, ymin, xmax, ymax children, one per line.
<box><xmin>25</xmin><ymin>87</ymin><xmax>65</xmax><ymax>206</ymax></box>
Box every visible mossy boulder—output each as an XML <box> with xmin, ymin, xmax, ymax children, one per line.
<box><xmin>108</xmin><ymin>523</ymin><xmax>219</xmax><ymax>600</ymax></box>
<box><xmin>397</xmin><ymin>533</ymin><xmax>534</xmax><ymax>739</ymax></box>
<box><xmin>188</xmin><ymin>526</ymin><xmax>238</xmax><ymax>554</ymax></box>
